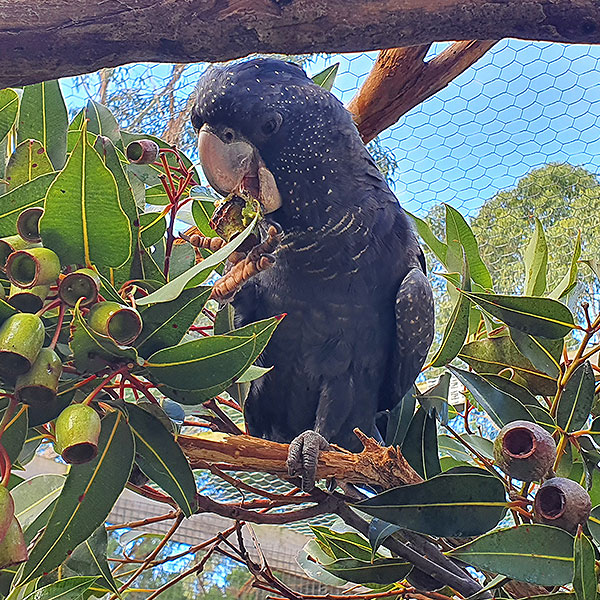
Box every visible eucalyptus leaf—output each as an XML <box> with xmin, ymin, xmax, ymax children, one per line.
<box><xmin>557</xmin><ymin>361</ymin><xmax>595</xmax><ymax>433</ymax></box>
<box><xmin>450</xmin><ymin>524</ymin><xmax>574</xmax><ymax>586</ymax></box>
<box><xmin>385</xmin><ymin>386</ymin><xmax>416</xmax><ymax>447</ymax></box>
<box><xmin>448</xmin><ymin>366</ymin><xmax>535</xmax><ymax>427</ymax></box>
<box><xmin>17</xmin><ymin>80</ymin><xmax>68</xmax><ymax>170</ymax></box>
<box><xmin>126</xmin><ymin>403</ymin><xmax>197</xmax><ymax>516</ymax></box>
<box><xmin>401</xmin><ymin>406</ymin><xmax>441</xmax><ymax>479</ymax></box>
<box><xmin>355</xmin><ymin>471</ymin><xmax>506</xmax><ymax>537</ymax></box>
<box><xmin>0</xmin><ymin>88</ymin><xmax>19</xmax><ymax>143</ymax></box>
<box><xmin>311</xmin><ymin>63</ymin><xmax>339</xmax><ymax>91</ymax></box>
<box><xmin>573</xmin><ymin>531</ymin><xmax>597</xmax><ymax>600</ymax></box>
<box><xmin>523</xmin><ymin>217</ymin><xmax>548</xmax><ymax>296</ymax></box>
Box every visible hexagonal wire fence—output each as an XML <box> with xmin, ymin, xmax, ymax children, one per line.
<box><xmin>60</xmin><ymin>40</ymin><xmax>600</xmax><ymax>597</ymax></box>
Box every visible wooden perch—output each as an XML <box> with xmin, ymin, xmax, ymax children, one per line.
<box><xmin>348</xmin><ymin>41</ymin><xmax>498</xmax><ymax>143</ymax></box>
<box><xmin>178</xmin><ymin>428</ymin><xmax>423</xmax><ymax>488</ymax></box>
<box><xmin>1</xmin><ymin>0</ymin><xmax>599</xmax><ymax>89</ymax></box>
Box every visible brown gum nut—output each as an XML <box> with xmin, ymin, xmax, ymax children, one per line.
<box><xmin>493</xmin><ymin>420</ymin><xmax>556</xmax><ymax>482</ymax></box>
<box><xmin>534</xmin><ymin>477</ymin><xmax>592</xmax><ymax>533</ymax></box>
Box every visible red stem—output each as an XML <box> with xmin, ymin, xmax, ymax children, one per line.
<box><xmin>49</xmin><ymin>302</ymin><xmax>67</xmax><ymax>350</ymax></box>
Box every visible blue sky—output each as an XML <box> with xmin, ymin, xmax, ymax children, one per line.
<box><xmin>62</xmin><ymin>39</ymin><xmax>600</xmax><ymax>219</ymax></box>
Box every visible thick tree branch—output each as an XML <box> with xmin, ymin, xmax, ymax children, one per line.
<box><xmin>178</xmin><ymin>428</ymin><xmax>422</xmax><ymax>488</ymax></box>
<box><xmin>348</xmin><ymin>41</ymin><xmax>498</xmax><ymax>143</ymax></box>
<box><xmin>0</xmin><ymin>0</ymin><xmax>599</xmax><ymax>88</ymax></box>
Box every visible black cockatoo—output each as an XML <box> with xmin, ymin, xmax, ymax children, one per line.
<box><xmin>192</xmin><ymin>58</ymin><xmax>434</xmax><ymax>489</ymax></box>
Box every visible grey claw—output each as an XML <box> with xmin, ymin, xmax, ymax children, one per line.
<box><xmin>286</xmin><ymin>430</ymin><xmax>330</xmax><ymax>491</ymax></box>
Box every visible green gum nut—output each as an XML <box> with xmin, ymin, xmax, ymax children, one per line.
<box><xmin>15</xmin><ymin>347</ymin><xmax>63</xmax><ymax>407</ymax></box>
<box><xmin>0</xmin><ymin>313</ymin><xmax>45</xmax><ymax>377</ymax></box>
<box><xmin>0</xmin><ymin>235</ymin><xmax>39</xmax><ymax>272</ymax></box>
<box><xmin>0</xmin><ymin>486</ymin><xmax>15</xmax><ymax>545</ymax></box>
<box><xmin>16</xmin><ymin>207</ymin><xmax>44</xmax><ymax>243</ymax></box>
<box><xmin>58</xmin><ymin>268</ymin><xmax>100</xmax><ymax>307</ymax></box>
<box><xmin>87</xmin><ymin>301</ymin><xmax>142</xmax><ymax>346</ymax></box>
<box><xmin>8</xmin><ymin>283</ymin><xmax>50</xmax><ymax>313</ymax></box>
<box><xmin>0</xmin><ymin>516</ymin><xmax>28</xmax><ymax>569</ymax></box>
<box><xmin>6</xmin><ymin>247</ymin><xmax>61</xmax><ymax>289</ymax></box>
<box><xmin>55</xmin><ymin>403</ymin><xmax>102</xmax><ymax>465</ymax></box>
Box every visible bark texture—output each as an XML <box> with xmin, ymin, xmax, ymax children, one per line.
<box><xmin>178</xmin><ymin>428</ymin><xmax>423</xmax><ymax>488</ymax></box>
<box><xmin>0</xmin><ymin>0</ymin><xmax>599</xmax><ymax>88</ymax></box>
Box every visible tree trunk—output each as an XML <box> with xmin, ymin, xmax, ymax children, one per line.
<box><xmin>0</xmin><ymin>0</ymin><xmax>599</xmax><ymax>88</ymax></box>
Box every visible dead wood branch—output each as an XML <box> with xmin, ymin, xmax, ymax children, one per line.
<box><xmin>348</xmin><ymin>41</ymin><xmax>498</xmax><ymax>143</ymax></box>
<box><xmin>178</xmin><ymin>428</ymin><xmax>422</xmax><ymax>488</ymax></box>
<box><xmin>0</xmin><ymin>1</ymin><xmax>599</xmax><ymax>88</ymax></box>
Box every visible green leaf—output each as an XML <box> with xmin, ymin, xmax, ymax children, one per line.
<box><xmin>401</xmin><ymin>407</ymin><xmax>441</xmax><ymax>479</ymax></box>
<box><xmin>587</xmin><ymin>505</ymin><xmax>600</xmax><ymax>545</ymax></box>
<box><xmin>406</xmin><ymin>210</ymin><xmax>447</xmax><ymax>265</ymax></box>
<box><xmin>368</xmin><ymin>518</ymin><xmax>401</xmax><ymax>558</ymax></box>
<box><xmin>461</xmin><ymin>291</ymin><xmax>576</xmax><ymax>339</ymax></box>
<box><xmin>479</xmin><ymin>373</ymin><xmax>540</xmax><ymax>408</ymax></box>
<box><xmin>557</xmin><ymin>361</ymin><xmax>595</xmax><ymax>433</ymax></box>
<box><xmin>325</xmin><ymin>557</ymin><xmax>412</xmax><ymax>585</ymax></box>
<box><xmin>298</xmin><ymin>540</ymin><xmax>347</xmax><ymax>587</ymax></box>
<box><xmin>136</xmin><ymin>286</ymin><xmax>211</xmax><ymax>358</ymax></box>
<box><xmin>145</xmin><ymin>183</ymin><xmax>170</xmax><ymax>206</ymax></box>
<box><xmin>509</xmin><ymin>328</ymin><xmax>562</xmax><ymax>378</ymax></box>
<box><xmin>41</xmin><ymin>123</ymin><xmax>132</xmax><ymax>269</ymax></box>
<box><xmin>191</xmin><ymin>194</ymin><xmax>219</xmax><ymax>237</ymax></box>
<box><xmin>445</xmin><ymin>204</ymin><xmax>493</xmax><ymax>289</ymax></box>
<box><xmin>136</xmin><ymin>211</ymin><xmax>259</xmax><ymax>306</ymax></box>
<box><xmin>573</xmin><ymin>531</ymin><xmax>597</xmax><ymax>600</ymax></box>
<box><xmin>430</xmin><ymin>256</ymin><xmax>471</xmax><ymax>368</ymax></box>
<box><xmin>450</xmin><ymin>524</ymin><xmax>574</xmax><ymax>585</ymax></box>
<box><xmin>549</xmin><ymin>231</ymin><xmax>581</xmax><ymax>300</ymax></box>
<box><xmin>70</xmin><ymin>301</ymin><xmax>138</xmax><ymax>372</ymax></box>
<box><xmin>385</xmin><ymin>387</ymin><xmax>416</xmax><ymax>447</ymax></box>
<box><xmin>459</xmin><ymin>335</ymin><xmax>558</xmax><ymax>396</ymax></box>
<box><xmin>0</xmin><ymin>88</ymin><xmax>19</xmax><ymax>143</ymax></box>
<box><xmin>93</xmin><ymin>135</ymin><xmax>141</xmax><ymax>287</ymax></box>
<box><xmin>419</xmin><ymin>373</ymin><xmax>451</xmax><ymax>425</ymax></box>
<box><xmin>448</xmin><ymin>366</ymin><xmax>535</xmax><ymax>427</ymax></box>
<box><xmin>126</xmin><ymin>403</ymin><xmax>197</xmax><ymax>516</ymax></box>
<box><xmin>147</xmin><ymin>335</ymin><xmax>256</xmax><ymax>391</ymax></box>
<box><xmin>18</xmin><ymin>411</ymin><xmax>134</xmax><ymax>584</ymax></box>
<box><xmin>0</xmin><ymin>172</ymin><xmax>56</xmax><ymax>237</ymax></box>
<box><xmin>5</xmin><ymin>139</ymin><xmax>54</xmax><ymax>190</ymax></box>
<box><xmin>64</xmin><ymin>526</ymin><xmax>119</xmax><ymax>596</ymax></box>
<box><xmin>311</xmin><ymin>63</ymin><xmax>339</xmax><ymax>91</ymax></box>
<box><xmin>0</xmin><ymin>404</ymin><xmax>29</xmax><ymax>463</ymax></box>
<box><xmin>17</xmin><ymin>80</ymin><xmax>68</xmax><ymax>170</ymax></box>
<box><xmin>139</xmin><ymin>212</ymin><xmax>167</xmax><ymax>248</ymax></box>
<box><xmin>85</xmin><ymin>100</ymin><xmax>122</xmax><ymax>150</ymax></box>
<box><xmin>11</xmin><ymin>474</ymin><xmax>65</xmax><ymax>531</ymax></box>
<box><xmin>355</xmin><ymin>471</ymin><xmax>506</xmax><ymax>537</ymax></box>
<box><xmin>235</xmin><ymin>364</ymin><xmax>273</xmax><ymax>383</ymax></box>
<box><xmin>147</xmin><ymin>316</ymin><xmax>281</xmax><ymax>392</ymax></box>
<box><xmin>22</xmin><ymin>576</ymin><xmax>98</xmax><ymax>600</ymax></box>
<box><xmin>524</xmin><ymin>217</ymin><xmax>548</xmax><ymax>296</ymax></box>
<box><xmin>311</xmin><ymin>527</ymin><xmax>372</xmax><ymax>562</ymax></box>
